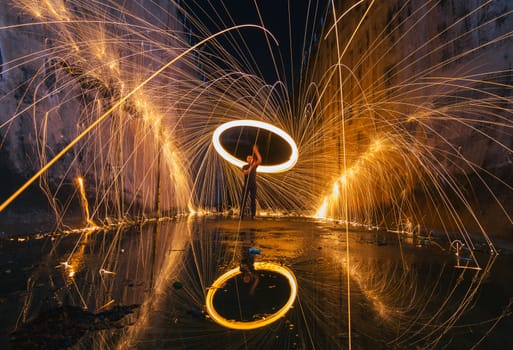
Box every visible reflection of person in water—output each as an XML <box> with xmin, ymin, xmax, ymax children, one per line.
<box><xmin>240</xmin><ymin>256</ymin><xmax>259</xmax><ymax>296</ymax></box>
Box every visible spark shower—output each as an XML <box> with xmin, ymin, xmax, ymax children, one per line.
<box><xmin>0</xmin><ymin>0</ymin><xmax>512</xmax><ymax>349</ymax></box>
<box><xmin>1</xmin><ymin>0</ymin><xmax>511</xmax><ymax>245</ymax></box>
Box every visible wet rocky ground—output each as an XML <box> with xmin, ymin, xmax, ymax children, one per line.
<box><xmin>0</xmin><ymin>216</ymin><xmax>512</xmax><ymax>349</ymax></box>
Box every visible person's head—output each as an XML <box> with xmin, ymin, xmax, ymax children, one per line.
<box><xmin>240</xmin><ymin>262</ymin><xmax>251</xmax><ymax>283</ymax></box>
<box><xmin>246</xmin><ymin>155</ymin><xmax>253</xmax><ymax>164</ymax></box>
<box><xmin>242</xmin><ymin>271</ymin><xmax>252</xmax><ymax>283</ymax></box>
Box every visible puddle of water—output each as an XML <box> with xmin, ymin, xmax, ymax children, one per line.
<box><xmin>1</xmin><ymin>217</ymin><xmax>512</xmax><ymax>349</ymax></box>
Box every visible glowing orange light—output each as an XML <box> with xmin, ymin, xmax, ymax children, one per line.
<box><xmin>315</xmin><ymin>198</ymin><xmax>328</xmax><ymax>218</ymax></box>
<box><xmin>212</xmin><ymin>120</ymin><xmax>299</xmax><ymax>173</ymax></box>
<box><xmin>76</xmin><ymin>176</ymin><xmax>96</xmax><ymax>227</ymax></box>
<box><xmin>61</xmin><ymin>261</ymin><xmax>76</xmax><ymax>278</ymax></box>
<box><xmin>205</xmin><ymin>262</ymin><xmax>298</xmax><ymax>330</ymax></box>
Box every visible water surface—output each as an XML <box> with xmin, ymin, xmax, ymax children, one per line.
<box><xmin>1</xmin><ymin>217</ymin><xmax>512</xmax><ymax>349</ymax></box>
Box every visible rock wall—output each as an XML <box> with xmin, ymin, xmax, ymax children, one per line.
<box><xmin>312</xmin><ymin>0</ymin><xmax>513</xmax><ymax>237</ymax></box>
<box><xmin>0</xmin><ymin>0</ymin><xmax>187</xmax><ymax>226</ymax></box>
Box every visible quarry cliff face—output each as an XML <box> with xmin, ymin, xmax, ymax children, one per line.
<box><xmin>0</xmin><ymin>0</ymin><xmax>186</xmax><ymax>218</ymax></box>
<box><xmin>314</xmin><ymin>0</ymin><xmax>513</xmax><ymax>176</ymax></box>
<box><xmin>310</xmin><ymin>0</ymin><xmax>513</xmax><ymax>237</ymax></box>
<box><xmin>0</xmin><ymin>2</ymin><xmax>75</xmax><ymax>181</ymax></box>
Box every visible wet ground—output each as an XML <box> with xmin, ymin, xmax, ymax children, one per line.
<box><xmin>1</xmin><ymin>216</ymin><xmax>512</xmax><ymax>349</ymax></box>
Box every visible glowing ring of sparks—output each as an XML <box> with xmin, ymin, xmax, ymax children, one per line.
<box><xmin>212</xmin><ymin>120</ymin><xmax>299</xmax><ymax>173</ymax></box>
<box><xmin>205</xmin><ymin>262</ymin><xmax>298</xmax><ymax>330</ymax></box>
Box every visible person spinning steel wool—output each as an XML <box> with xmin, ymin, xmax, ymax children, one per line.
<box><xmin>240</xmin><ymin>144</ymin><xmax>262</xmax><ymax>219</ymax></box>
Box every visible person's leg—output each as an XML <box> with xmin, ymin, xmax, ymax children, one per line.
<box><xmin>249</xmin><ymin>184</ymin><xmax>257</xmax><ymax>218</ymax></box>
<box><xmin>240</xmin><ymin>184</ymin><xmax>249</xmax><ymax>218</ymax></box>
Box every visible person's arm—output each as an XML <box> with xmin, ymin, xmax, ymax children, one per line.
<box><xmin>249</xmin><ymin>273</ymin><xmax>259</xmax><ymax>295</ymax></box>
<box><xmin>252</xmin><ymin>144</ymin><xmax>262</xmax><ymax>166</ymax></box>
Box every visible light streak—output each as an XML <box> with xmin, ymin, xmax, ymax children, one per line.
<box><xmin>76</xmin><ymin>176</ymin><xmax>96</xmax><ymax>227</ymax></box>
<box><xmin>205</xmin><ymin>262</ymin><xmax>298</xmax><ymax>330</ymax></box>
<box><xmin>212</xmin><ymin>119</ymin><xmax>299</xmax><ymax>173</ymax></box>
<box><xmin>0</xmin><ymin>24</ymin><xmax>277</xmax><ymax>213</ymax></box>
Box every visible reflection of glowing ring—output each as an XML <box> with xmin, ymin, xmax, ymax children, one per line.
<box><xmin>205</xmin><ymin>262</ymin><xmax>298</xmax><ymax>330</ymax></box>
<box><xmin>212</xmin><ymin>120</ymin><xmax>299</xmax><ymax>173</ymax></box>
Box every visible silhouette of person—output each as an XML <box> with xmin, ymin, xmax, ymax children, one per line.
<box><xmin>240</xmin><ymin>144</ymin><xmax>262</xmax><ymax>219</ymax></box>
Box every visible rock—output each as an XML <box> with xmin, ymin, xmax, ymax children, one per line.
<box><xmin>9</xmin><ymin>304</ymin><xmax>140</xmax><ymax>348</ymax></box>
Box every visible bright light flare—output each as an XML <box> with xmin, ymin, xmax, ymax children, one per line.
<box><xmin>205</xmin><ymin>262</ymin><xmax>298</xmax><ymax>330</ymax></box>
<box><xmin>212</xmin><ymin>120</ymin><xmax>299</xmax><ymax>173</ymax></box>
<box><xmin>61</xmin><ymin>261</ymin><xmax>75</xmax><ymax>278</ymax></box>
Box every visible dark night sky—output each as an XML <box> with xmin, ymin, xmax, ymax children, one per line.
<box><xmin>183</xmin><ymin>0</ymin><xmax>328</xmax><ymax>87</ymax></box>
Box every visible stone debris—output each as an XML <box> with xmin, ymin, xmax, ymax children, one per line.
<box><xmin>9</xmin><ymin>304</ymin><xmax>139</xmax><ymax>349</ymax></box>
